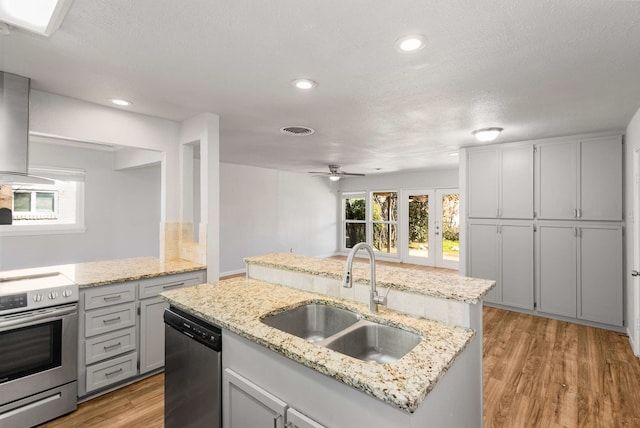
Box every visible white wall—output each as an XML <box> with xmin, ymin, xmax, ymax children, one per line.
<box><xmin>625</xmin><ymin>106</ymin><xmax>640</xmax><ymax>355</ymax></box>
<box><xmin>339</xmin><ymin>168</ymin><xmax>459</xmax><ymax>192</ymax></box>
<box><xmin>220</xmin><ymin>163</ymin><xmax>337</xmax><ymax>275</ymax></box>
<box><xmin>0</xmin><ymin>142</ymin><xmax>161</xmax><ymax>270</ymax></box>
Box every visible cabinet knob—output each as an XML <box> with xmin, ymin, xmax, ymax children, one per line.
<box><xmin>632</xmin><ymin>270</ymin><xmax>640</xmax><ymax>277</ymax></box>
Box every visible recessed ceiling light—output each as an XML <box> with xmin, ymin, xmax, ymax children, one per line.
<box><xmin>110</xmin><ymin>98</ymin><xmax>132</xmax><ymax>107</ymax></box>
<box><xmin>0</xmin><ymin>0</ymin><xmax>73</xmax><ymax>37</ymax></box>
<box><xmin>395</xmin><ymin>34</ymin><xmax>426</xmax><ymax>52</ymax></box>
<box><xmin>448</xmin><ymin>152</ymin><xmax>459</xmax><ymax>157</ymax></box>
<box><xmin>291</xmin><ymin>79</ymin><xmax>317</xmax><ymax>90</ymax></box>
<box><xmin>472</xmin><ymin>127</ymin><xmax>503</xmax><ymax>142</ymax></box>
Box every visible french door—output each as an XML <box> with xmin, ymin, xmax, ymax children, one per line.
<box><xmin>401</xmin><ymin>189</ymin><xmax>459</xmax><ymax>269</ymax></box>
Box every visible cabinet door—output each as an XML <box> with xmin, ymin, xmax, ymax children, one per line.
<box><xmin>224</xmin><ymin>368</ymin><xmax>287</xmax><ymax>428</ymax></box>
<box><xmin>139</xmin><ymin>297</ymin><xmax>168</xmax><ymax>374</ymax></box>
<box><xmin>468</xmin><ymin>223</ymin><xmax>499</xmax><ymax>303</ymax></box>
<box><xmin>500</xmin><ymin>224</ymin><xmax>534</xmax><ymax>309</ymax></box>
<box><xmin>468</xmin><ymin>149</ymin><xmax>500</xmax><ymax>218</ymax></box>
<box><xmin>501</xmin><ymin>145</ymin><xmax>534</xmax><ymax>219</ymax></box>
<box><xmin>537</xmin><ymin>141</ymin><xmax>578</xmax><ymax>219</ymax></box>
<box><xmin>579</xmin><ymin>226</ymin><xmax>623</xmax><ymax>326</ymax></box>
<box><xmin>286</xmin><ymin>408</ymin><xmax>326</xmax><ymax>428</ymax></box>
<box><xmin>537</xmin><ymin>225</ymin><xmax>577</xmax><ymax>317</ymax></box>
<box><xmin>579</xmin><ymin>137</ymin><xmax>622</xmax><ymax>220</ymax></box>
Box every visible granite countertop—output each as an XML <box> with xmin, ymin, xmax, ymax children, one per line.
<box><xmin>0</xmin><ymin>257</ymin><xmax>206</xmax><ymax>288</ymax></box>
<box><xmin>161</xmin><ymin>277</ymin><xmax>475</xmax><ymax>413</ymax></box>
<box><xmin>245</xmin><ymin>253</ymin><xmax>495</xmax><ymax>304</ymax></box>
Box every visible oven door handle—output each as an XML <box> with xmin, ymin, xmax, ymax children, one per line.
<box><xmin>0</xmin><ymin>304</ymin><xmax>77</xmax><ymax>330</ymax></box>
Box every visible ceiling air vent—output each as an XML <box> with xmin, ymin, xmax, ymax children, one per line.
<box><xmin>280</xmin><ymin>126</ymin><xmax>315</xmax><ymax>136</ymax></box>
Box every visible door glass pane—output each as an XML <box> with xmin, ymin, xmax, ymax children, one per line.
<box><xmin>441</xmin><ymin>193</ymin><xmax>460</xmax><ymax>262</ymax></box>
<box><xmin>373</xmin><ymin>224</ymin><xmax>397</xmax><ymax>253</ymax></box>
<box><xmin>408</xmin><ymin>194</ymin><xmax>429</xmax><ymax>258</ymax></box>
<box><xmin>36</xmin><ymin>192</ymin><xmax>55</xmax><ymax>212</ymax></box>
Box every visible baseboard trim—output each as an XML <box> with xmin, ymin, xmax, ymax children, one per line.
<box><xmin>220</xmin><ymin>268</ymin><xmax>246</xmax><ymax>279</ymax></box>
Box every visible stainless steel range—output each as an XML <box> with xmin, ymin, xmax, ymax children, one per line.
<box><xmin>0</xmin><ymin>272</ymin><xmax>79</xmax><ymax>427</ymax></box>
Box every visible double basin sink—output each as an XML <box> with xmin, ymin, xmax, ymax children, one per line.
<box><xmin>261</xmin><ymin>302</ymin><xmax>423</xmax><ymax>364</ymax></box>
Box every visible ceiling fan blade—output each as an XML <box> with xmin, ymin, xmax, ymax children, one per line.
<box><xmin>341</xmin><ymin>172</ymin><xmax>366</xmax><ymax>176</ymax></box>
<box><xmin>307</xmin><ymin>171</ymin><xmax>330</xmax><ymax>175</ymax></box>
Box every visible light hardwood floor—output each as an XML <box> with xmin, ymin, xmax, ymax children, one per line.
<box><xmin>40</xmin><ymin>265</ymin><xmax>640</xmax><ymax>427</ymax></box>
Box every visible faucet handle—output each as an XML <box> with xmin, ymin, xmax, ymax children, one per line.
<box><xmin>373</xmin><ymin>293</ymin><xmax>387</xmax><ymax>305</ymax></box>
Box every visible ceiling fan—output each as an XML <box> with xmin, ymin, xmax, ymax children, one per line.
<box><xmin>308</xmin><ymin>165</ymin><xmax>365</xmax><ymax>181</ymax></box>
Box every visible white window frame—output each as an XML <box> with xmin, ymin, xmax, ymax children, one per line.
<box><xmin>12</xmin><ymin>189</ymin><xmax>59</xmax><ymax>220</ymax></box>
<box><xmin>341</xmin><ymin>192</ymin><xmax>367</xmax><ymax>251</ymax></box>
<box><xmin>0</xmin><ymin>166</ymin><xmax>86</xmax><ymax>237</ymax></box>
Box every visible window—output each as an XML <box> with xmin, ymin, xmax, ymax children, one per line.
<box><xmin>0</xmin><ymin>166</ymin><xmax>85</xmax><ymax>235</ymax></box>
<box><xmin>343</xmin><ymin>193</ymin><xmax>366</xmax><ymax>249</ymax></box>
<box><xmin>372</xmin><ymin>191</ymin><xmax>398</xmax><ymax>254</ymax></box>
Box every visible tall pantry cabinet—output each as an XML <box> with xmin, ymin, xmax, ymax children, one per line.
<box><xmin>466</xmin><ymin>134</ymin><xmax>624</xmax><ymax>329</ymax></box>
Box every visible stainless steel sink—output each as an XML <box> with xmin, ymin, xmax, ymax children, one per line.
<box><xmin>261</xmin><ymin>302</ymin><xmax>423</xmax><ymax>364</ymax></box>
<box><xmin>261</xmin><ymin>303</ymin><xmax>361</xmax><ymax>342</ymax></box>
<box><xmin>323</xmin><ymin>322</ymin><xmax>423</xmax><ymax>364</ymax></box>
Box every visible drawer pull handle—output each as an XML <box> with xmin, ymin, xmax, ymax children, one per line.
<box><xmin>102</xmin><ymin>316</ymin><xmax>121</xmax><ymax>325</ymax></box>
<box><xmin>162</xmin><ymin>282</ymin><xmax>185</xmax><ymax>289</ymax></box>
<box><xmin>105</xmin><ymin>367</ymin><xmax>123</xmax><ymax>377</ymax></box>
<box><xmin>103</xmin><ymin>342</ymin><xmax>122</xmax><ymax>352</ymax></box>
<box><xmin>103</xmin><ymin>295</ymin><xmax>122</xmax><ymax>302</ymax></box>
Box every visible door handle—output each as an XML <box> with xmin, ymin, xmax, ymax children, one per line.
<box><xmin>632</xmin><ymin>270</ymin><xmax>640</xmax><ymax>277</ymax></box>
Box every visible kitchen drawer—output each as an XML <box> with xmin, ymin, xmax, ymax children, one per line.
<box><xmin>84</xmin><ymin>302</ymin><xmax>136</xmax><ymax>337</ymax></box>
<box><xmin>83</xmin><ymin>282</ymin><xmax>136</xmax><ymax>310</ymax></box>
<box><xmin>86</xmin><ymin>352</ymin><xmax>138</xmax><ymax>394</ymax></box>
<box><xmin>85</xmin><ymin>326</ymin><xmax>136</xmax><ymax>365</ymax></box>
<box><xmin>138</xmin><ymin>271</ymin><xmax>205</xmax><ymax>299</ymax></box>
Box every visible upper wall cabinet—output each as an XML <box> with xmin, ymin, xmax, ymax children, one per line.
<box><xmin>536</xmin><ymin>136</ymin><xmax>622</xmax><ymax>221</ymax></box>
<box><xmin>467</xmin><ymin>143</ymin><xmax>534</xmax><ymax>219</ymax></box>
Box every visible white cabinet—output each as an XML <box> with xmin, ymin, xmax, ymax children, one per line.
<box><xmin>223</xmin><ymin>368</ymin><xmax>324</xmax><ymax>428</ymax></box>
<box><xmin>537</xmin><ymin>136</ymin><xmax>622</xmax><ymax>220</ymax></box>
<box><xmin>468</xmin><ymin>222</ymin><xmax>534</xmax><ymax>309</ymax></box>
<box><xmin>78</xmin><ymin>269</ymin><xmax>206</xmax><ymax>398</ymax></box>
<box><xmin>537</xmin><ymin>224</ymin><xmax>623</xmax><ymax>326</ymax></box>
<box><xmin>138</xmin><ymin>272</ymin><xmax>205</xmax><ymax>375</ymax></box>
<box><xmin>467</xmin><ymin>143</ymin><xmax>534</xmax><ymax>219</ymax></box>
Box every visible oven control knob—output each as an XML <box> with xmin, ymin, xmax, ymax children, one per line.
<box><xmin>48</xmin><ymin>291</ymin><xmax>59</xmax><ymax>300</ymax></box>
<box><xmin>33</xmin><ymin>293</ymin><xmax>43</xmax><ymax>302</ymax></box>
<box><xmin>62</xmin><ymin>289</ymin><xmax>73</xmax><ymax>298</ymax></box>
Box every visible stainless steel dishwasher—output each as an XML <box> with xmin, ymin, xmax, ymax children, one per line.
<box><xmin>164</xmin><ymin>306</ymin><xmax>222</xmax><ymax>428</ymax></box>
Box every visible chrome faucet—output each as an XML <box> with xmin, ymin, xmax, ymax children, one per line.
<box><xmin>343</xmin><ymin>242</ymin><xmax>386</xmax><ymax>313</ymax></box>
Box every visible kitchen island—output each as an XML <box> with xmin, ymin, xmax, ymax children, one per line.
<box><xmin>161</xmin><ymin>277</ymin><xmax>485</xmax><ymax>427</ymax></box>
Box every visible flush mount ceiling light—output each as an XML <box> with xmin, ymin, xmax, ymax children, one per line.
<box><xmin>0</xmin><ymin>0</ymin><xmax>74</xmax><ymax>37</ymax></box>
<box><xmin>109</xmin><ymin>98</ymin><xmax>132</xmax><ymax>107</ymax></box>
<box><xmin>395</xmin><ymin>34</ymin><xmax>426</xmax><ymax>52</ymax></box>
<box><xmin>472</xmin><ymin>127</ymin><xmax>504</xmax><ymax>142</ymax></box>
<box><xmin>291</xmin><ymin>79</ymin><xmax>317</xmax><ymax>90</ymax></box>
<box><xmin>329</xmin><ymin>175</ymin><xmax>341</xmax><ymax>182</ymax></box>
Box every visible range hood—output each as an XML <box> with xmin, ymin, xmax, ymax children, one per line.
<box><xmin>0</xmin><ymin>71</ymin><xmax>53</xmax><ymax>185</ymax></box>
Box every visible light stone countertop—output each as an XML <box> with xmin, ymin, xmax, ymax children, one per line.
<box><xmin>160</xmin><ymin>277</ymin><xmax>475</xmax><ymax>413</ymax></box>
<box><xmin>245</xmin><ymin>253</ymin><xmax>495</xmax><ymax>304</ymax></box>
<box><xmin>0</xmin><ymin>257</ymin><xmax>206</xmax><ymax>288</ymax></box>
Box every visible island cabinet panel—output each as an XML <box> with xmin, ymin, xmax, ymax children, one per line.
<box><xmin>222</xmin><ymin>329</ymin><xmax>481</xmax><ymax>428</ymax></box>
<box><xmin>536</xmin><ymin>136</ymin><xmax>622</xmax><ymax>221</ymax></box>
<box><xmin>537</xmin><ymin>224</ymin><xmax>623</xmax><ymax>327</ymax></box>
<box><xmin>78</xmin><ymin>270</ymin><xmax>206</xmax><ymax>399</ymax></box>
<box><xmin>467</xmin><ymin>142</ymin><xmax>534</xmax><ymax>219</ymax></box>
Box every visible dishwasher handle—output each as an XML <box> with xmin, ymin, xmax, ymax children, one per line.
<box><xmin>164</xmin><ymin>307</ymin><xmax>222</xmax><ymax>352</ymax></box>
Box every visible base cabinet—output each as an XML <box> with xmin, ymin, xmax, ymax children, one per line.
<box><xmin>468</xmin><ymin>222</ymin><xmax>534</xmax><ymax>310</ymax></box>
<box><xmin>224</xmin><ymin>368</ymin><xmax>324</xmax><ymax>428</ymax></box>
<box><xmin>537</xmin><ymin>224</ymin><xmax>623</xmax><ymax>326</ymax></box>
<box><xmin>78</xmin><ymin>270</ymin><xmax>206</xmax><ymax>398</ymax></box>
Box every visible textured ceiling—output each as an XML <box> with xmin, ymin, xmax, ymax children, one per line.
<box><xmin>2</xmin><ymin>0</ymin><xmax>640</xmax><ymax>175</ymax></box>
